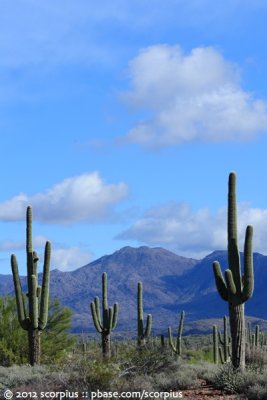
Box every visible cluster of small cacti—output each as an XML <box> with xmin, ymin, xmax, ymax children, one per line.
<box><xmin>246</xmin><ymin>323</ymin><xmax>266</xmax><ymax>348</ymax></box>
<box><xmin>213</xmin><ymin>316</ymin><xmax>231</xmax><ymax>364</ymax></box>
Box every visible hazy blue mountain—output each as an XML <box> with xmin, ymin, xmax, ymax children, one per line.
<box><xmin>1</xmin><ymin>246</ymin><xmax>266</xmax><ymax>334</ymax></box>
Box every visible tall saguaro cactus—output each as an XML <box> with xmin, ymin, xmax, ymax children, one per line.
<box><xmin>90</xmin><ymin>272</ymin><xmax>118</xmax><ymax>359</ymax></box>
<box><xmin>213</xmin><ymin>172</ymin><xmax>254</xmax><ymax>370</ymax></box>
<box><xmin>11</xmin><ymin>206</ymin><xmax>51</xmax><ymax>366</ymax></box>
<box><xmin>168</xmin><ymin>310</ymin><xmax>184</xmax><ymax>358</ymax></box>
<box><xmin>137</xmin><ymin>281</ymin><xmax>152</xmax><ymax>347</ymax></box>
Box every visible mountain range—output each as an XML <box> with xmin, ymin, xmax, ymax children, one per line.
<box><xmin>1</xmin><ymin>246</ymin><xmax>267</xmax><ymax>335</ymax></box>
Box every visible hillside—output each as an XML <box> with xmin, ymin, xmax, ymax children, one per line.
<box><xmin>1</xmin><ymin>246</ymin><xmax>267</xmax><ymax>334</ymax></box>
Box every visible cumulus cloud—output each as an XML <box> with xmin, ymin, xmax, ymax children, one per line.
<box><xmin>117</xmin><ymin>202</ymin><xmax>267</xmax><ymax>259</ymax></box>
<box><xmin>121</xmin><ymin>45</ymin><xmax>267</xmax><ymax>148</ymax></box>
<box><xmin>51</xmin><ymin>247</ymin><xmax>92</xmax><ymax>271</ymax></box>
<box><xmin>0</xmin><ymin>235</ymin><xmax>92</xmax><ymax>272</ymax></box>
<box><xmin>0</xmin><ymin>235</ymin><xmax>49</xmax><ymax>252</ymax></box>
<box><xmin>0</xmin><ymin>172</ymin><xmax>128</xmax><ymax>223</ymax></box>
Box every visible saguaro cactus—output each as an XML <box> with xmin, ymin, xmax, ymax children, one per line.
<box><xmin>168</xmin><ymin>310</ymin><xmax>184</xmax><ymax>358</ymax></box>
<box><xmin>213</xmin><ymin>325</ymin><xmax>219</xmax><ymax>364</ymax></box>
<box><xmin>247</xmin><ymin>324</ymin><xmax>261</xmax><ymax>347</ymax></box>
<box><xmin>213</xmin><ymin>172</ymin><xmax>254</xmax><ymax>370</ymax></box>
<box><xmin>137</xmin><ymin>281</ymin><xmax>152</xmax><ymax>347</ymax></box>
<box><xmin>90</xmin><ymin>272</ymin><xmax>118</xmax><ymax>358</ymax></box>
<box><xmin>218</xmin><ymin>316</ymin><xmax>231</xmax><ymax>363</ymax></box>
<box><xmin>11</xmin><ymin>206</ymin><xmax>51</xmax><ymax>366</ymax></box>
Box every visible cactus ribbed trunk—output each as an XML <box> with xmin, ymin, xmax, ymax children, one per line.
<box><xmin>28</xmin><ymin>328</ymin><xmax>41</xmax><ymax>366</ymax></box>
<box><xmin>213</xmin><ymin>325</ymin><xmax>218</xmax><ymax>364</ymax></box>
<box><xmin>229</xmin><ymin>303</ymin><xmax>245</xmax><ymax>370</ymax></box>
<box><xmin>102</xmin><ymin>332</ymin><xmax>111</xmax><ymax>359</ymax></box>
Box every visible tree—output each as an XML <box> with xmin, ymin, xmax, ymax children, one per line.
<box><xmin>0</xmin><ymin>296</ymin><xmax>75</xmax><ymax>365</ymax></box>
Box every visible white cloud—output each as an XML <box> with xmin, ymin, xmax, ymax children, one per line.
<box><xmin>121</xmin><ymin>45</ymin><xmax>267</xmax><ymax>148</ymax></box>
<box><xmin>0</xmin><ymin>172</ymin><xmax>128</xmax><ymax>223</ymax></box>
<box><xmin>51</xmin><ymin>247</ymin><xmax>92</xmax><ymax>271</ymax></box>
<box><xmin>117</xmin><ymin>202</ymin><xmax>267</xmax><ymax>258</ymax></box>
<box><xmin>0</xmin><ymin>236</ymin><xmax>49</xmax><ymax>252</ymax></box>
<box><xmin>0</xmin><ymin>239</ymin><xmax>24</xmax><ymax>252</ymax></box>
<box><xmin>0</xmin><ymin>234</ymin><xmax>91</xmax><ymax>272</ymax></box>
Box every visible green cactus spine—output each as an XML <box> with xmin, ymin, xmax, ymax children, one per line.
<box><xmin>213</xmin><ymin>172</ymin><xmax>254</xmax><ymax>370</ymax></box>
<box><xmin>90</xmin><ymin>272</ymin><xmax>118</xmax><ymax>359</ymax></box>
<box><xmin>137</xmin><ymin>281</ymin><xmax>152</xmax><ymax>347</ymax></box>
<box><xmin>11</xmin><ymin>206</ymin><xmax>51</xmax><ymax>366</ymax></box>
<box><xmin>218</xmin><ymin>316</ymin><xmax>231</xmax><ymax>363</ymax></box>
<box><xmin>168</xmin><ymin>310</ymin><xmax>184</xmax><ymax>358</ymax></box>
<box><xmin>213</xmin><ymin>325</ymin><xmax>219</xmax><ymax>364</ymax></box>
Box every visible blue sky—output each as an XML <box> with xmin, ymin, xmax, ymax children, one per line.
<box><xmin>1</xmin><ymin>0</ymin><xmax>267</xmax><ymax>274</ymax></box>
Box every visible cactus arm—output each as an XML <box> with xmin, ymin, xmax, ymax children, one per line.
<box><xmin>30</xmin><ymin>275</ymin><xmax>38</xmax><ymax>329</ymax></box>
<box><xmin>107</xmin><ymin>307</ymin><xmax>113</xmax><ymax>333</ymax></box>
<box><xmin>11</xmin><ymin>254</ymin><xmax>29</xmax><ymax>330</ymax></box>
<box><xmin>144</xmin><ymin>314</ymin><xmax>152</xmax><ymax>337</ymax></box>
<box><xmin>90</xmin><ymin>301</ymin><xmax>103</xmax><ymax>333</ymax></box>
<box><xmin>39</xmin><ymin>241</ymin><xmax>51</xmax><ymax>330</ymax></box>
<box><xmin>168</xmin><ymin>327</ymin><xmax>176</xmax><ymax>352</ymax></box>
<box><xmin>219</xmin><ymin>347</ymin><xmax>224</xmax><ymax>364</ymax></box>
<box><xmin>225</xmin><ymin>269</ymin><xmax>237</xmax><ymax>295</ymax></box>
<box><xmin>112</xmin><ymin>303</ymin><xmax>118</xmax><ymax>329</ymax></box>
<box><xmin>94</xmin><ymin>296</ymin><xmax>101</xmax><ymax>325</ymax></box>
<box><xmin>242</xmin><ymin>225</ymin><xmax>254</xmax><ymax>301</ymax></box>
<box><xmin>213</xmin><ymin>261</ymin><xmax>228</xmax><ymax>301</ymax></box>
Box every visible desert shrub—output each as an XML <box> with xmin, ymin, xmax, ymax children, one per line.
<box><xmin>117</xmin><ymin>374</ymin><xmax>155</xmax><ymax>393</ymax></box>
<box><xmin>189</xmin><ymin>361</ymin><xmax>218</xmax><ymax>383</ymax></box>
<box><xmin>246</xmin><ymin>382</ymin><xmax>267</xmax><ymax>400</ymax></box>
<box><xmin>155</xmin><ymin>366</ymin><xmax>198</xmax><ymax>391</ymax></box>
<box><xmin>118</xmin><ymin>346</ymin><xmax>177</xmax><ymax>377</ymax></box>
<box><xmin>245</xmin><ymin>346</ymin><xmax>267</xmax><ymax>373</ymax></box>
<box><xmin>0</xmin><ymin>365</ymin><xmax>63</xmax><ymax>390</ymax></box>
<box><xmin>210</xmin><ymin>362</ymin><xmax>267</xmax><ymax>396</ymax></box>
<box><xmin>67</xmin><ymin>355</ymin><xmax>120</xmax><ymax>392</ymax></box>
<box><xmin>212</xmin><ymin>363</ymin><xmax>245</xmax><ymax>393</ymax></box>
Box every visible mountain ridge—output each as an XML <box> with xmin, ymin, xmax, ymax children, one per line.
<box><xmin>1</xmin><ymin>246</ymin><xmax>266</xmax><ymax>334</ymax></box>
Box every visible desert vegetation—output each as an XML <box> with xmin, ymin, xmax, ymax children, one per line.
<box><xmin>0</xmin><ymin>172</ymin><xmax>266</xmax><ymax>399</ymax></box>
